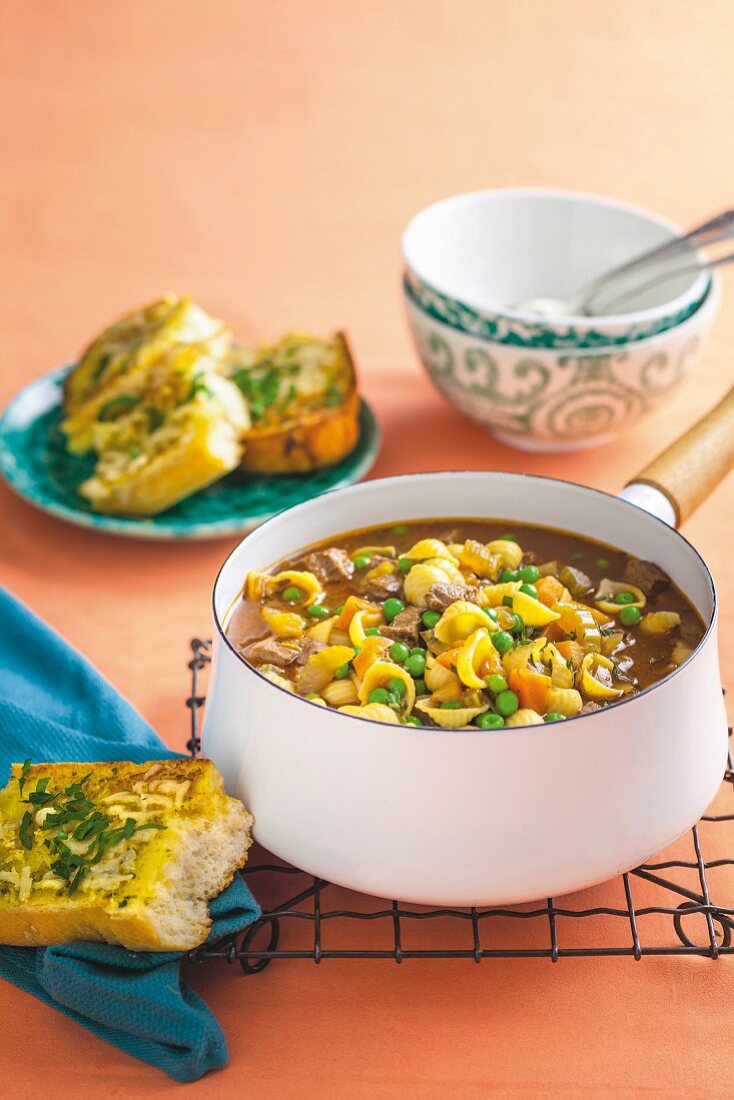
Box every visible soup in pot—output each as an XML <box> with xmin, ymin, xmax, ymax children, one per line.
<box><xmin>226</xmin><ymin>520</ymin><xmax>706</xmax><ymax>728</ymax></box>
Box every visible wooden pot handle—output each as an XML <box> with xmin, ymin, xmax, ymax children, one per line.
<box><xmin>626</xmin><ymin>385</ymin><xmax>734</xmax><ymax>526</ymax></box>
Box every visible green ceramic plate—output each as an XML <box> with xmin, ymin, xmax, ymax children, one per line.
<box><xmin>0</xmin><ymin>366</ymin><xmax>381</xmax><ymax>540</ymax></box>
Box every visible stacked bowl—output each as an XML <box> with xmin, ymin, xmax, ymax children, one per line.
<box><xmin>402</xmin><ymin>189</ymin><xmax>719</xmax><ymax>452</ymax></box>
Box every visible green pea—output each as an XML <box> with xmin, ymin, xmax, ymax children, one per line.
<box><xmin>545</xmin><ymin>712</ymin><xmax>566</xmax><ymax>723</ymax></box>
<box><xmin>404</xmin><ymin>653</ymin><xmax>426</xmax><ymax>677</ymax></box>
<box><xmin>307</xmin><ymin>604</ymin><xmax>330</xmax><ymax>618</ymax></box>
<box><xmin>353</xmin><ymin>554</ymin><xmax>372</xmax><ymax>570</ymax></box>
<box><xmin>364</xmin><ymin>627</ymin><xmax>381</xmax><ymax>637</ymax></box>
<box><xmin>305</xmin><ymin>693</ymin><xmax>321</xmax><ymax>701</ymax></box>
<box><xmin>483</xmin><ymin>607</ymin><xmax>498</xmax><ymax>621</ymax></box>
<box><xmin>571</xmin><ymin>552</ymin><xmax>585</xmax><ymax>561</ymax></box>
<box><xmin>333</xmin><ymin>663</ymin><xmax>351</xmax><ymax>680</ymax></box>
<box><xmin>620</xmin><ymin>605</ymin><xmax>642</xmax><ymax>626</ymax></box>
<box><xmin>334</xmin><ymin>604</ymin><xmax>344</xmax><ymax>615</ymax></box>
<box><xmin>393</xmin><ymin>524</ymin><xmax>408</xmax><ymax>535</ymax></box>
<box><xmin>388</xmin><ymin>677</ymin><xmax>407</xmax><ymax>698</ymax></box>
<box><xmin>410</xmin><ymin>646</ymin><xmax>425</xmax><ymax>656</ymax></box>
<box><xmin>487</xmin><ymin>674</ymin><xmax>508</xmax><ymax>695</ymax></box>
<box><xmin>499</xmin><ymin>569</ymin><xmax>518</xmax><ymax>583</ymax></box>
<box><xmin>398</xmin><ymin>556</ymin><xmax>412</xmax><ymax>573</ymax></box>
<box><xmin>403</xmin><ymin>715</ymin><xmax>422</xmax><ymax>726</ymax></box>
<box><xmin>502</xmin><ymin>595</ymin><xmax>514</xmax><ymax>608</ymax></box>
<box><xmin>519</xmin><ymin>583</ymin><xmax>538</xmax><ymax>599</ymax></box>
<box><xmin>368</xmin><ymin>687</ymin><xmax>389</xmax><ymax>705</ymax></box>
<box><xmin>413</xmin><ymin>678</ymin><xmax>427</xmax><ymax>695</ymax></box>
<box><xmin>495</xmin><ymin>689</ymin><xmax>519</xmax><ymax>717</ymax></box>
<box><xmin>389</xmin><ymin>642</ymin><xmax>410</xmax><ymax>663</ymax></box>
<box><xmin>382</xmin><ymin>597</ymin><xmax>405</xmax><ymax>622</ymax></box>
<box><xmin>440</xmin><ymin>701</ymin><xmax>463</xmax><ymax>710</ymax></box>
<box><xmin>491</xmin><ymin>630</ymin><xmax>514</xmax><ymax>655</ymax></box>
<box><xmin>507</xmin><ymin>613</ymin><xmax>524</xmax><ymax>634</ymax></box>
<box><xmin>422</xmin><ymin>610</ymin><xmax>441</xmax><ymax>629</ymax></box>
<box><xmin>498</xmin><ymin>534</ymin><xmax>517</xmax><ymax>542</ymax></box>
<box><xmin>596</xmin><ymin>558</ymin><xmax>610</xmax><ymax>569</ymax></box>
<box><xmin>282</xmin><ymin>586</ymin><xmax>303</xmax><ymax>602</ymax></box>
<box><xmin>475</xmin><ymin>712</ymin><xmax>505</xmax><ymax>729</ymax></box>
<box><xmin>614</xmin><ymin>591</ymin><xmax>635</xmax><ymax>605</ymax></box>
<box><xmin>518</xmin><ymin>565</ymin><xmax>540</xmax><ymax>584</ymax></box>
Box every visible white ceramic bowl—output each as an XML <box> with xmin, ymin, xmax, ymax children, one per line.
<box><xmin>404</xmin><ymin>275</ymin><xmax>720</xmax><ymax>452</ymax></box>
<box><xmin>401</xmin><ymin>188</ymin><xmax>711</xmax><ymax>349</ymax></box>
<box><xmin>203</xmin><ymin>472</ymin><xmax>727</xmax><ymax>906</ymax></box>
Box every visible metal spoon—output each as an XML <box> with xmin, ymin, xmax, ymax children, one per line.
<box><xmin>517</xmin><ymin>207</ymin><xmax>734</xmax><ymax>318</ymax></box>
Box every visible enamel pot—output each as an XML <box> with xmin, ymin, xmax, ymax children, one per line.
<box><xmin>203</xmin><ymin>389</ymin><xmax>734</xmax><ymax>905</ymax></box>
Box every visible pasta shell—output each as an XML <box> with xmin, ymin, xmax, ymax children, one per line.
<box><xmin>334</xmin><ymin>595</ymin><xmax>382</xmax><ymax>631</ymax></box>
<box><xmin>504</xmin><ymin>708</ymin><xmax>544</xmax><ymax>727</ymax></box>
<box><xmin>546</xmin><ymin>687</ymin><xmax>583</xmax><ymax>716</ymax></box>
<box><xmin>434</xmin><ymin>601</ymin><xmax>495</xmax><ymax>643</ymax></box>
<box><xmin>414</xmin><ymin>700</ymin><xmax>489</xmax><ymax>728</ymax></box>
<box><xmin>269</xmin><ymin>570</ymin><xmax>324</xmax><ymax>602</ymax></box>
<box><xmin>475</xmin><ymin>581</ymin><xmax>521</xmax><ymax>608</ymax></box>
<box><xmin>512</xmin><ymin>591</ymin><xmax>560</xmax><ymax>627</ymax></box>
<box><xmin>243</xmin><ymin>571</ymin><xmax>270</xmax><ymax>601</ymax></box>
<box><xmin>323</xmin><ymin>676</ymin><xmax>360</xmax><ymax>707</ymax></box>
<box><xmin>404</xmin><ymin>538</ymin><xmax>459</xmax><ymax>564</ymax></box>
<box><xmin>536</xmin><ymin>641</ymin><xmax>574</xmax><ymax>688</ymax></box>
<box><xmin>455</xmin><ymin>628</ymin><xmax>501</xmax><ymax>689</ymax></box>
<box><xmin>578</xmin><ymin>653</ymin><xmax>623</xmax><ymax>700</ymax></box>
<box><xmin>456</xmin><ymin>539</ymin><xmax>500</xmax><ymax>579</ymax></box>
<box><xmin>594</xmin><ymin>580</ymin><xmax>646</xmax><ymax>616</ymax></box>
<box><xmin>424</xmin><ymin>657</ymin><xmax>462</xmax><ymax>694</ymax></box>
<box><xmin>258</xmin><ymin>665</ymin><xmax>296</xmax><ymax>693</ymax></box>
<box><xmin>487</xmin><ymin>539</ymin><xmax>524</xmax><ymax>570</ymax></box>
<box><xmin>359</xmin><ymin>661</ymin><xmax>416</xmax><ymax>713</ymax></box>
<box><xmin>339</xmin><ymin>702</ymin><xmax>400</xmax><ymax>724</ymax></box>
<box><xmin>403</xmin><ymin>559</ymin><xmax>464</xmax><ymax>607</ymax></box>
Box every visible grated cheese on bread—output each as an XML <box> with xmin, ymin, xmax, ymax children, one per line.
<box><xmin>0</xmin><ymin>759</ymin><xmax>253</xmax><ymax>951</ymax></box>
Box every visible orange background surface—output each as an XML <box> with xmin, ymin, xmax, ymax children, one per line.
<box><xmin>1</xmin><ymin>1</ymin><xmax>734</xmax><ymax>1096</ymax></box>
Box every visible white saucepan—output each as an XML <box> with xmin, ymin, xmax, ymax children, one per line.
<box><xmin>203</xmin><ymin>389</ymin><xmax>734</xmax><ymax>905</ymax></box>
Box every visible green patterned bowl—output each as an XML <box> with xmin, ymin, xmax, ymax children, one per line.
<box><xmin>404</xmin><ymin>275</ymin><xmax>721</xmax><ymax>453</ymax></box>
<box><xmin>0</xmin><ymin>366</ymin><xmax>381</xmax><ymax>539</ymax></box>
<box><xmin>402</xmin><ymin>189</ymin><xmax>711</xmax><ymax>350</ymax></box>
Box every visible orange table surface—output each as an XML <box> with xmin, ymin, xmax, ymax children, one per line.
<box><xmin>2</xmin><ymin>1</ymin><xmax>734</xmax><ymax>1096</ymax></box>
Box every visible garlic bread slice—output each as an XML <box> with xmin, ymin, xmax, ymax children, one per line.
<box><xmin>0</xmin><ymin>759</ymin><xmax>253</xmax><ymax>951</ymax></box>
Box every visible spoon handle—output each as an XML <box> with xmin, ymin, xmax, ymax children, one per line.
<box><xmin>626</xmin><ymin>384</ymin><xmax>734</xmax><ymax>525</ymax></box>
<box><xmin>596</xmin><ymin>249</ymin><xmax>734</xmax><ymax>314</ymax></box>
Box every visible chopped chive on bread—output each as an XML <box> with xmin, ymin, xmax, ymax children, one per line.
<box><xmin>61</xmin><ymin>296</ymin><xmax>249</xmax><ymax>516</ymax></box>
<box><xmin>0</xmin><ymin>759</ymin><xmax>253</xmax><ymax>951</ymax></box>
<box><xmin>228</xmin><ymin>331</ymin><xmax>360</xmax><ymax>473</ymax></box>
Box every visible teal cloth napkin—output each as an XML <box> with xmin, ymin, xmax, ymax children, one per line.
<box><xmin>0</xmin><ymin>586</ymin><xmax>260</xmax><ymax>1081</ymax></box>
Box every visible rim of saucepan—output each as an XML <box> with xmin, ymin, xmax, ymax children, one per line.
<box><xmin>401</xmin><ymin>187</ymin><xmax>710</xmax><ymax>329</ymax></box>
<box><xmin>212</xmin><ymin>471</ymin><xmax>718</xmax><ymax>737</ymax></box>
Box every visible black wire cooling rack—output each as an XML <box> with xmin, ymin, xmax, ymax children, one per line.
<box><xmin>185</xmin><ymin>639</ymin><xmax>734</xmax><ymax>973</ymax></box>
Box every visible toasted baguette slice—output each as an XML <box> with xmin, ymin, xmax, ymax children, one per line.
<box><xmin>63</xmin><ymin>294</ymin><xmax>231</xmax><ymax>437</ymax></box>
<box><xmin>228</xmin><ymin>331</ymin><xmax>360</xmax><ymax>474</ymax></box>
<box><xmin>0</xmin><ymin>760</ymin><xmax>253</xmax><ymax>951</ymax></box>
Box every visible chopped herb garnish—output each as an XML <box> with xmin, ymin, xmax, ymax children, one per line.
<box><xmin>18</xmin><ymin>759</ymin><xmax>31</xmax><ymax>798</ymax></box>
<box><xmin>232</xmin><ymin>366</ymin><xmax>282</xmax><ymax>421</ymax></box>
<box><xmin>129</xmin><ymin>443</ymin><xmax>140</xmax><ymax>459</ymax></box>
<box><xmin>97</xmin><ymin>394</ymin><xmax>141</xmax><ymax>422</ymax></box>
<box><xmin>324</xmin><ymin>382</ymin><xmax>342</xmax><ymax>407</ymax></box>
<box><xmin>92</xmin><ymin>351</ymin><xmax>112</xmax><ymax>381</ymax></box>
<box><xmin>185</xmin><ymin>370</ymin><xmax>213</xmax><ymax>402</ymax></box>
<box><xmin>12</xmin><ymin>768</ymin><xmax>167</xmax><ymax>894</ymax></box>
<box><xmin>146</xmin><ymin>406</ymin><xmax>164</xmax><ymax>432</ymax></box>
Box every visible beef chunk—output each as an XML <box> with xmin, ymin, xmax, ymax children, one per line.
<box><xmin>425</xmin><ymin>582</ymin><xmax>478</xmax><ymax>612</ymax></box>
<box><xmin>241</xmin><ymin>636</ymin><xmax>301</xmax><ymax>668</ymax></box>
<box><xmin>296</xmin><ymin>547</ymin><xmax>354</xmax><ymax>584</ymax></box>
<box><xmin>623</xmin><ymin>558</ymin><xmax>671</xmax><ymax>598</ymax></box>
<box><xmin>579</xmin><ymin>701</ymin><xmax>602</xmax><ymax>715</ymax></box>
<box><xmin>360</xmin><ymin>569</ymin><xmax>404</xmax><ymax>602</ymax></box>
<box><xmin>295</xmin><ymin>638</ymin><xmax>326</xmax><ymax>665</ymax></box>
<box><xmin>380</xmin><ymin>606</ymin><xmax>423</xmax><ymax>647</ymax></box>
